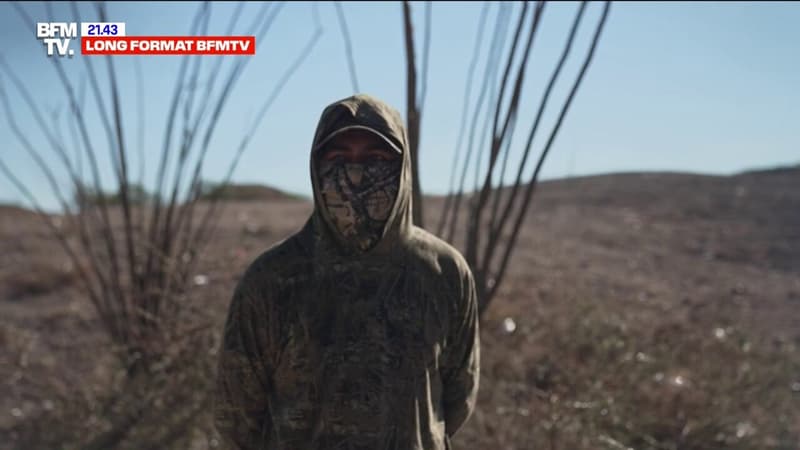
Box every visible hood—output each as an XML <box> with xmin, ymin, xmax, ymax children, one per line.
<box><xmin>309</xmin><ymin>94</ymin><xmax>414</xmax><ymax>257</ymax></box>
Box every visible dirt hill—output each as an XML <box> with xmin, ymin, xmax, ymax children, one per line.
<box><xmin>1</xmin><ymin>167</ymin><xmax>798</xmax><ymax>449</ymax></box>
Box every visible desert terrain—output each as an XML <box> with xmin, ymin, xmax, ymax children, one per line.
<box><xmin>1</xmin><ymin>167</ymin><xmax>798</xmax><ymax>449</ymax></box>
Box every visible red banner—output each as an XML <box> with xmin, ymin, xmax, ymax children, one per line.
<box><xmin>82</xmin><ymin>36</ymin><xmax>255</xmax><ymax>55</ymax></box>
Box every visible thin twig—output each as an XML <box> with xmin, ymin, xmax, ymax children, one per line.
<box><xmin>189</xmin><ymin>4</ymin><xmax>324</xmax><ymax>260</ymax></box>
<box><xmin>489</xmin><ymin>1</ymin><xmax>611</xmax><ymax>305</ymax></box>
<box><xmin>334</xmin><ymin>1</ymin><xmax>360</xmax><ymax>93</ymax></box>
<box><xmin>445</xmin><ymin>2</ymin><xmax>515</xmax><ymax>243</ymax></box>
<box><xmin>418</xmin><ymin>1</ymin><xmax>432</xmax><ymax>110</ymax></box>
<box><xmin>484</xmin><ymin>1</ymin><xmax>588</xmax><ymax>279</ymax></box>
<box><xmin>437</xmin><ymin>2</ymin><xmax>489</xmax><ymax>236</ymax></box>
<box><xmin>467</xmin><ymin>1</ymin><xmax>544</xmax><ymax>268</ymax></box>
<box><xmin>403</xmin><ymin>0</ymin><xmax>425</xmax><ymax>227</ymax></box>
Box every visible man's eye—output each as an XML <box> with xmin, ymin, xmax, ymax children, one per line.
<box><xmin>367</xmin><ymin>153</ymin><xmax>391</xmax><ymax>162</ymax></box>
<box><xmin>323</xmin><ymin>152</ymin><xmax>344</xmax><ymax>161</ymax></box>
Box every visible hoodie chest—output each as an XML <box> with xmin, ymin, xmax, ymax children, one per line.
<box><xmin>271</xmin><ymin>264</ymin><xmax>448</xmax><ymax>390</ymax></box>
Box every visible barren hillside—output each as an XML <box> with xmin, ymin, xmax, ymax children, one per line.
<box><xmin>1</xmin><ymin>167</ymin><xmax>798</xmax><ymax>449</ymax></box>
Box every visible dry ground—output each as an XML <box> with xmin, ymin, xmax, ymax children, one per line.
<box><xmin>1</xmin><ymin>167</ymin><xmax>798</xmax><ymax>449</ymax></box>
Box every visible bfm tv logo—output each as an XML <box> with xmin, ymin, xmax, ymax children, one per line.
<box><xmin>33</xmin><ymin>21</ymin><xmax>254</xmax><ymax>57</ymax></box>
<box><xmin>37</xmin><ymin>22</ymin><xmax>77</xmax><ymax>57</ymax></box>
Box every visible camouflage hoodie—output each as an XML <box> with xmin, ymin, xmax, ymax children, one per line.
<box><xmin>214</xmin><ymin>94</ymin><xmax>480</xmax><ymax>450</ymax></box>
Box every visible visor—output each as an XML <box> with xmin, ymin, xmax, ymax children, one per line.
<box><xmin>313</xmin><ymin>124</ymin><xmax>403</xmax><ymax>155</ymax></box>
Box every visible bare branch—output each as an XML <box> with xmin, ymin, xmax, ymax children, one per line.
<box><xmin>488</xmin><ymin>1</ymin><xmax>612</xmax><ymax>305</ymax></box>
<box><xmin>133</xmin><ymin>57</ymin><xmax>146</xmax><ymax>234</ymax></box>
<box><xmin>334</xmin><ymin>1</ymin><xmax>360</xmax><ymax>93</ymax></box>
<box><xmin>96</xmin><ymin>3</ymin><xmax>139</xmax><ymax>313</ymax></box>
<box><xmin>403</xmin><ymin>0</ymin><xmax>425</xmax><ymax>227</ymax></box>
<box><xmin>189</xmin><ymin>4</ymin><xmax>325</xmax><ymax>260</ymax></box>
<box><xmin>484</xmin><ymin>1</ymin><xmax>589</xmax><ymax>277</ymax></box>
<box><xmin>418</xmin><ymin>1</ymin><xmax>432</xmax><ymax>110</ymax></box>
<box><xmin>436</xmin><ymin>2</ymin><xmax>489</xmax><ymax>236</ymax></box>
<box><xmin>142</xmin><ymin>1</ymin><xmax>212</xmax><ymax>293</ymax></box>
<box><xmin>445</xmin><ymin>2</ymin><xmax>514</xmax><ymax>243</ymax></box>
<box><xmin>467</xmin><ymin>1</ymin><xmax>545</xmax><ymax>268</ymax></box>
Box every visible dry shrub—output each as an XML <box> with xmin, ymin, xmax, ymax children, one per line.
<box><xmin>7</xmin><ymin>307</ymin><xmax>220</xmax><ymax>450</ymax></box>
<box><xmin>456</xmin><ymin>298</ymin><xmax>799</xmax><ymax>450</ymax></box>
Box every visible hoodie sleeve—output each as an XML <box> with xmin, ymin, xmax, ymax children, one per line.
<box><xmin>214</xmin><ymin>277</ymin><xmax>274</xmax><ymax>450</ymax></box>
<box><xmin>440</xmin><ymin>266</ymin><xmax>480</xmax><ymax>437</ymax></box>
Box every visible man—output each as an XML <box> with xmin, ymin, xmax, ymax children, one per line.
<box><xmin>214</xmin><ymin>94</ymin><xmax>480</xmax><ymax>450</ymax></box>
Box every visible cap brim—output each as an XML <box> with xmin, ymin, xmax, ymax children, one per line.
<box><xmin>313</xmin><ymin>125</ymin><xmax>402</xmax><ymax>154</ymax></box>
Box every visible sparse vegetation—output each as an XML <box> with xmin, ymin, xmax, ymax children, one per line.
<box><xmin>0</xmin><ymin>1</ymin><xmax>797</xmax><ymax>448</ymax></box>
<box><xmin>0</xmin><ymin>2</ymin><xmax>322</xmax><ymax>448</ymax></box>
<box><xmin>2</xmin><ymin>170</ymin><xmax>798</xmax><ymax>449</ymax></box>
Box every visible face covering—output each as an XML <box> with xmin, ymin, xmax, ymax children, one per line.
<box><xmin>317</xmin><ymin>157</ymin><xmax>402</xmax><ymax>251</ymax></box>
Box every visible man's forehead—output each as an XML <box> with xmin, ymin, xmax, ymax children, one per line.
<box><xmin>326</xmin><ymin>129</ymin><xmax>393</xmax><ymax>152</ymax></box>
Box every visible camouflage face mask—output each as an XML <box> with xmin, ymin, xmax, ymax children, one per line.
<box><xmin>317</xmin><ymin>158</ymin><xmax>401</xmax><ymax>251</ymax></box>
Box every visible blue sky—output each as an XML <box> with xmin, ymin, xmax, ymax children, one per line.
<box><xmin>1</xmin><ymin>1</ymin><xmax>798</xmax><ymax>210</ymax></box>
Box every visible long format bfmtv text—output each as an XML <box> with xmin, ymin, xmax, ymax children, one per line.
<box><xmin>82</xmin><ymin>36</ymin><xmax>256</xmax><ymax>55</ymax></box>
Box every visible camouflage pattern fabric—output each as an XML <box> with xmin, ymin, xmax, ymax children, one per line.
<box><xmin>214</xmin><ymin>94</ymin><xmax>480</xmax><ymax>450</ymax></box>
<box><xmin>317</xmin><ymin>157</ymin><xmax>402</xmax><ymax>251</ymax></box>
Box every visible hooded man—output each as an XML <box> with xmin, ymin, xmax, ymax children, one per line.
<box><xmin>214</xmin><ymin>94</ymin><xmax>480</xmax><ymax>450</ymax></box>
